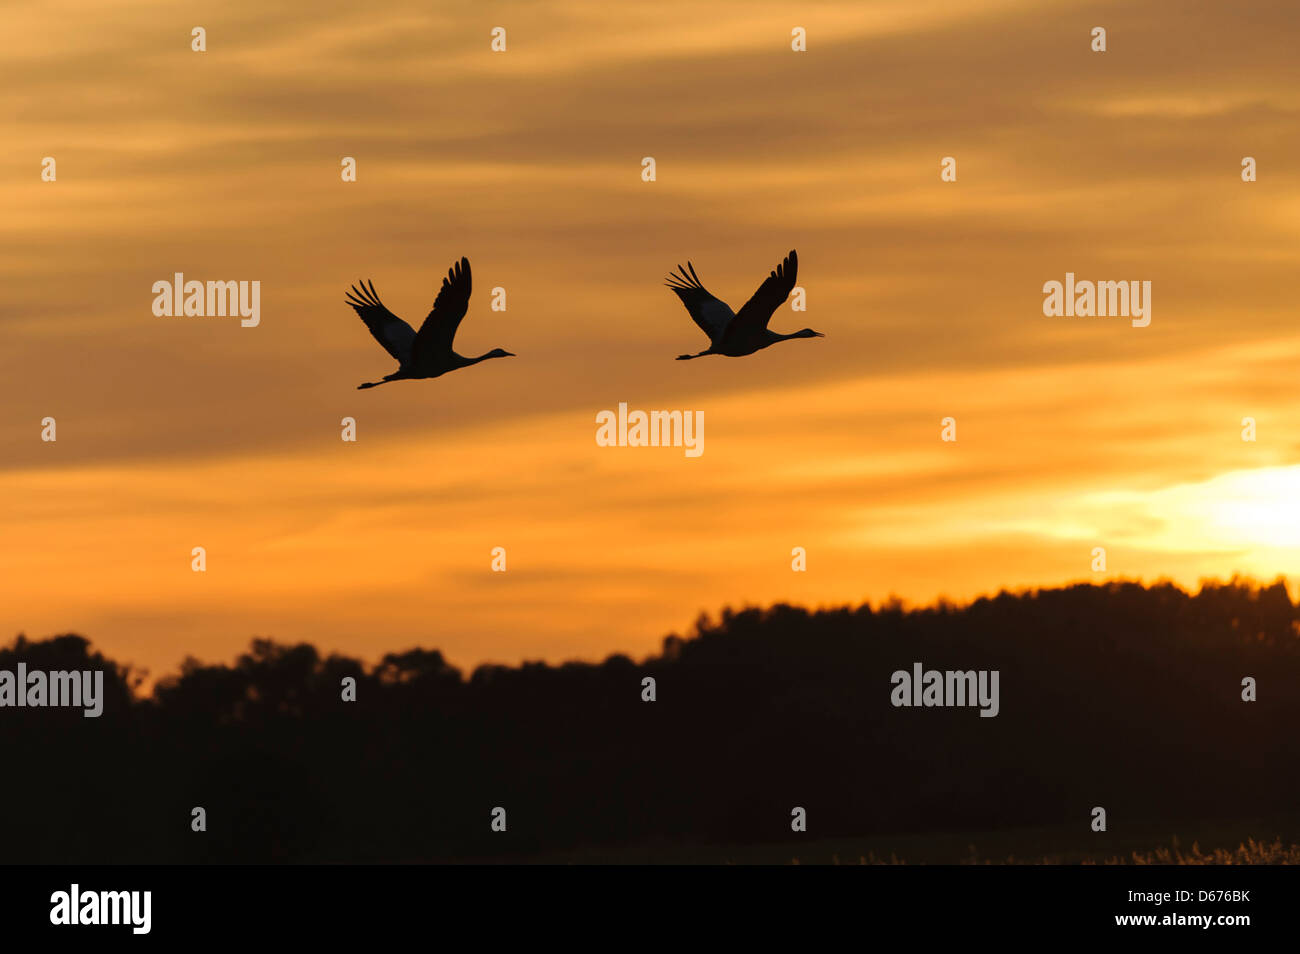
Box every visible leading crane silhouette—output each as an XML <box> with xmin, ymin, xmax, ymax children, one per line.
<box><xmin>665</xmin><ymin>249</ymin><xmax>822</xmax><ymax>360</ymax></box>
<box><xmin>347</xmin><ymin>257</ymin><xmax>514</xmax><ymax>389</ymax></box>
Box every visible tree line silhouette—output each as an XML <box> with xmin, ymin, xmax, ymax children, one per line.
<box><xmin>3</xmin><ymin>578</ymin><xmax>1298</xmax><ymax>863</ymax></box>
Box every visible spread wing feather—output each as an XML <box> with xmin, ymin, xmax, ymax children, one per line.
<box><xmin>664</xmin><ymin>261</ymin><xmax>733</xmax><ymax>342</ymax></box>
<box><xmin>413</xmin><ymin>257</ymin><xmax>473</xmax><ymax>366</ymax></box>
<box><xmin>728</xmin><ymin>250</ymin><xmax>798</xmax><ymax>336</ymax></box>
<box><xmin>346</xmin><ymin>280</ymin><xmax>416</xmax><ymax>364</ymax></box>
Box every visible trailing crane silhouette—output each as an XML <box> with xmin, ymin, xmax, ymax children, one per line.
<box><xmin>347</xmin><ymin>257</ymin><xmax>514</xmax><ymax>389</ymax></box>
<box><xmin>666</xmin><ymin>249</ymin><xmax>822</xmax><ymax>360</ymax></box>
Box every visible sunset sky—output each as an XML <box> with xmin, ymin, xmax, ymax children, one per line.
<box><xmin>3</xmin><ymin>0</ymin><xmax>1300</xmax><ymax>680</ymax></box>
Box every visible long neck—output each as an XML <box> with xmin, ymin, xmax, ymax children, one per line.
<box><xmin>772</xmin><ymin>329</ymin><xmax>817</xmax><ymax>342</ymax></box>
<box><xmin>461</xmin><ymin>351</ymin><xmax>503</xmax><ymax>366</ymax></box>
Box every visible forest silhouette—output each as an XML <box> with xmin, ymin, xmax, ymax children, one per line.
<box><xmin>3</xmin><ymin>579</ymin><xmax>1297</xmax><ymax>863</ymax></box>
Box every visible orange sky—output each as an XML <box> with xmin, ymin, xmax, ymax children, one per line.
<box><xmin>3</xmin><ymin>0</ymin><xmax>1300</xmax><ymax>680</ymax></box>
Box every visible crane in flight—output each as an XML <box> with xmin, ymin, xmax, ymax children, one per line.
<box><xmin>665</xmin><ymin>249</ymin><xmax>822</xmax><ymax>360</ymax></box>
<box><xmin>346</xmin><ymin>257</ymin><xmax>514</xmax><ymax>389</ymax></box>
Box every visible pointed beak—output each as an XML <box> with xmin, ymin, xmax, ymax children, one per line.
<box><xmin>813</xmin><ymin>332</ymin><xmax>825</xmax><ymax>337</ymax></box>
<box><xmin>503</xmin><ymin>350</ymin><xmax>517</xmax><ymax>357</ymax></box>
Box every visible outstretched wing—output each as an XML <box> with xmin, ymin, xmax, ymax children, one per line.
<box><xmin>413</xmin><ymin>257</ymin><xmax>472</xmax><ymax>365</ymax></box>
<box><xmin>346</xmin><ymin>280</ymin><xmax>416</xmax><ymax>364</ymax></box>
<box><xmin>665</xmin><ymin>261</ymin><xmax>734</xmax><ymax>342</ymax></box>
<box><xmin>727</xmin><ymin>249</ymin><xmax>798</xmax><ymax>336</ymax></box>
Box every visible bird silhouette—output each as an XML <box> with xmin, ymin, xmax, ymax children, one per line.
<box><xmin>346</xmin><ymin>257</ymin><xmax>514</xmax><ymax>389</ymax></box>
<box><xmin>665</xmin><ymin>249</ymin><xmax>821</xmax><ymax>360</ymax></box>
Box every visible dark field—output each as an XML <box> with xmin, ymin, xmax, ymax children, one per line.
<box><xmin>3</xmin><ymin>579</ymin><xmax>1297</xmax><ymax>864</ymax></box>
